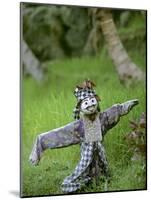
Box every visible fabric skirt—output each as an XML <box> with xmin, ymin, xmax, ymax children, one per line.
<box><xmin>61</xmin><ymin>141</ymin><xmax>108</xmax><ymax>193</ymax></box>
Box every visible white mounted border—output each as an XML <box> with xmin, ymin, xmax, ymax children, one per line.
<box><xmin>0</xmin><ymin>0</ymin><xmax>150</xmax><ymax>200</ymax></box>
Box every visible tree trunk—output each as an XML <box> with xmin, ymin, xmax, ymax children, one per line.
<box><xmin>83</xmin><ymin>27</ymin><xmax>100</xmax><ymax>55</ymax></box>
<box><xmin>93</xmin><ymin>9</ymin><xmax>144</xmax><ymax>84</ymax></box>
<box><xmin>22</xmin><ymin>39</ymin><xmax>44</xmax><ymax>82</ymax></box>
<box><xmin>83</xmin><ymin>8</ymin><xmax>102</xmax><ymax>56</ymax></box>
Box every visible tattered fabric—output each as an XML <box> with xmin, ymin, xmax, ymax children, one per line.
<box><xmin>29</xmin><ymin>102</ymin><xmax>136</xmax><ymax>192</ymax></box>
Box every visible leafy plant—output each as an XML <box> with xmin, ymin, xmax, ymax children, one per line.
<box><xmin>124</xmin><ymin>112</ymin><xmax>146</xmax><ymax>161</ymax></box>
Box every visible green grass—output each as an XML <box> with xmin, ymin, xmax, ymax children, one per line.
<box><xmin>21</xmin><ymin>53</ymin><xmax>146</xmax><ymax>197</ymax></box>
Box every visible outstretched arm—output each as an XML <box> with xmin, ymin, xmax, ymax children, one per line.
<box><xmin>100</xmin><ymin>99</ymin><xmax>139</xmax><ymax>136</ymax></box>
<box><xmin>29</xmin><ymin>120</ymin><xmax>83</xmax><ymax>165</ymax></box>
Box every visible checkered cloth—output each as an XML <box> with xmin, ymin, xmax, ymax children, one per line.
<box><xmin>61</xmin><ymin>141</ymin><xmax>108</xmax><ymax>193</ymax></box>
<box><xmin>74</xmin><ymin>87</ymin><xmax>96</xmax><ymax>102</ymax></box>
<box><xmin>73</xmin><ymin>87</ymin><xmax>97</xmax><ymax>119</ymax></box>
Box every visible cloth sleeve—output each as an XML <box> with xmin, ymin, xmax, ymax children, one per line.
<box><xmin>100</xmin><ymin>99</ymin><xmax>139</xmax><ymax>136</ymax></box>
<box><xmin>29</xmin><ymin>120</ymin><xmax>83</xmax><ymax>165</ymax></box>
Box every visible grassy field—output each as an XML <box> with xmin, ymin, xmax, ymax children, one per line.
<box><xmin>21</xmin><ymin>51</ymin><xmax>146</xmax><ymax>197</ymax></box>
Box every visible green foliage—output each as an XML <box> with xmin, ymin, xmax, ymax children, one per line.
<box><xmin>117</xmin><ymin>10</ymin><xmax>146</xmax><ymax>55</ymax></box>
<box><xmin>22</xmin><ymin>3</ymin><xmax>146</xmax><ymax>62</ymax></box>
<box><xmin>23</xmin><ymin>3</ymin><xmax>90</xmax><ymax>61</ymax></box>
<box><xmin>23</xmin><ymin>4</ymin><xmax>66</xmax><ymax>60</ymax></box>
<box><xmin>21</xmin><ymin>51</ymin><xmax>146</xmax><ymax>197</ymax></box>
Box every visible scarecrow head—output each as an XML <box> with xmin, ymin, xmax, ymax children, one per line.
<box><xmin>73</xmin><ymin>80</ymin><xmax>101</xmax><ymax>119</ymax></box>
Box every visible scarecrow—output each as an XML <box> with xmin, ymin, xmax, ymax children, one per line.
<box><xmin>29</xmin><ymin>80</ymin><xmax>139</xmax><ymax>193</ymax></box>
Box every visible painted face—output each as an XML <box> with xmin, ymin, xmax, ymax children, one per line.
<box><xmin>81</xmin><ymin>96</ymin><xmax>98</xmax><ymax>114</ymax></box>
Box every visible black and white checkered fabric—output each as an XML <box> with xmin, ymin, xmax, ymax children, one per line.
<box><xmin>74</xmin><ymin>87</ymin><xmax>96</xmax><ymax>102</ymax></box>
<box><xmin>61</xmin><ymin>142</ymin><xmax>108</xmax><ymax>193</ymax></box>
<box><xmin>73</xmin><ymin>107</ymin><xmax>80</xmax><ymax>120</ymax></box>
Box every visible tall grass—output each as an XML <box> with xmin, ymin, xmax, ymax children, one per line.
<box><xmin>21</xmin><ymin>53</ymin><xmax>146</xmax><ymax>197</ymax></box>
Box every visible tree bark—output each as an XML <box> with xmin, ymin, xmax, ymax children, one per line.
<box><xmin>83</xmin><ymin>27</ymin><xmax>100</xmax><ymax>55</ymax></box>
<box><xmin>92</xmin><ymin>9</ymin><xmax>144</xmax><ymax>84</ymax></box>
<box><xmin>22</xmin><ymin>39</ymin><xmax>44</xmax><ymax>82</ymax></box>
<box><xmin>83</xmin><ymin>8</ymin><xmax>102</xmax><ymax>56</ymax></box>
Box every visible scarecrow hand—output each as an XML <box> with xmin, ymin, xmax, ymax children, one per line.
<box><xmin>120</xmin><ymin>99</ymin><xmax>139</xmax><ymax>116</ymax></box>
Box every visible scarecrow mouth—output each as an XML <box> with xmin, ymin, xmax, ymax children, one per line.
<box><xmin>87</xmin><ymin>105</ymin><xmax>96</xmax><ymax>111</ymax></box>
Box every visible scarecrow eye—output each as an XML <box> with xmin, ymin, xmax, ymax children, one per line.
<box><xmin>85</xmin><ymin>102</ymin><xmax>88</xmax><ymax>105</ymax></box>
<box><xmin>91</xmin><ymin>98</ymin><xmax>97</xmax><ymax>104</ymax></box>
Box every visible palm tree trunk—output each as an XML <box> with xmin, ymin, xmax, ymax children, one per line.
<box><xmin>93</xmin><ymin>9</ymin><xmax>144</xmax><ymax>84</ymax></box>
